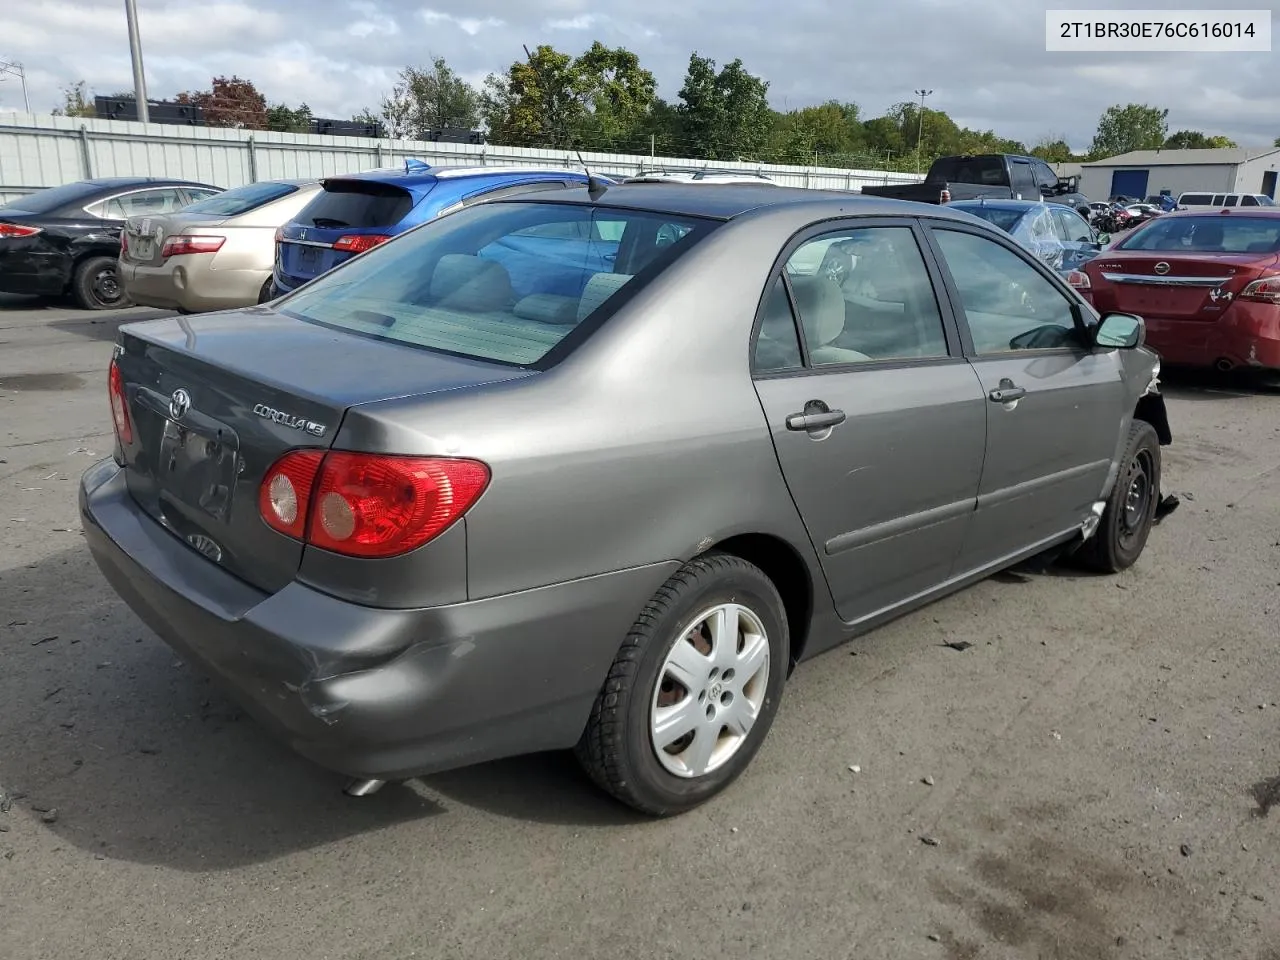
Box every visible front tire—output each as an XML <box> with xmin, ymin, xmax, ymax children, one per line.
<box><xmin>576</xmin><ymin>553</ymin><xmax>790</xmax><ymax>816</ymax></box>
<box><xmin>71</xmin><ymin>256</ymin><xmax>129</xmax><ymax>310</ymax></box>
<box><xmin>1077</xmin><ymin>420</ymin><xmax>1161</xmax><ymax>572</ymax></box>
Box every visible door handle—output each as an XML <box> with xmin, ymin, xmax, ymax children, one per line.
<box><xmin>988</xmin><ymin>385</ymin><xmax>1026</xmax><ymax>403</ymax></box>
<box><xmin>786</xmin><ymin>409</ymin><xmax>847</xmax><ymax>431</ymax></box>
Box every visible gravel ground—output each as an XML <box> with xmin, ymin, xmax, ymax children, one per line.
<box><xmin>2</xmin><ymin>295</ymin><xmax>1279</xmax><ymax>960</ymax></box>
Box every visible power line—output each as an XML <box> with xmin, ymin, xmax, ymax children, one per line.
<box><xmin>0</xmin><ymin>58</ymin><xmax>30</xmax><ymax>112</ymax></box>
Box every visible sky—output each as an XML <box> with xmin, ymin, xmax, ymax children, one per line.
<box><xmin>1</xmin><ymin>0</ymin><xmax>1277</xmax><ymax>153</ymax></box>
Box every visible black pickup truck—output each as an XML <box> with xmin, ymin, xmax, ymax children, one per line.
<box><xmin>862</xmin><ymin>154</ymin><xmax>1090</xmax><ymax>211</ymax></box>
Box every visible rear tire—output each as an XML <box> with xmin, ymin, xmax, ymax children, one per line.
<box><xmin>1076</xmin><ymin>420</ymin><xmax>1161</xmax><ymax>573</ymax></box>
<box><xmin>575</xmin><ymin>553</ymin><xmax>789</xmax><ymax>816</ymax></box>
<box><xmin>71</xmin><ymin>256</ymin><xmax>129</xmax><ymax>311</ymax></box>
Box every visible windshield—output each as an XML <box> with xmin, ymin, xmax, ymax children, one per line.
<box><xmin>1116</xmin><ymin>216</ymin><xmax>1280</xmax><ymax>254</ymax></box>
<box><xmin>299</xmin><ymin>180</ymin><xmax>416</xmax><ymax>228</ymax></box>
<box><xmin>0</xmin><ymin>180</ymin><xmax>112</xmax><ymax>215</ymax></box>
<box><xmin>278</xmin><ymin>200</ymin><xmax>714</xmax><ymax>367</ymax></box>
<box><xmin>954</xmin><ymin>206</ymin><xmax>1024</xmax><ymax>233</ymax></box>
<box><xmin>182</xmin><ymin>181</ymin><xmax>299</xmax><ymax>217</ymax></box>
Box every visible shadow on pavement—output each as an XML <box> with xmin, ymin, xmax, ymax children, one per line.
<box><xmin>0</xmin><ymin>545</ymin><xmax>635</xmax><ymax>872</ymax></box>
<box><xmin>48</xmin><ymin>309</ymin><xmax>173</xmax><ymax>343</ymax></box>
<box><xmin>1159</xmin><ymin>365</ymin><xmax>1280</xmax><ymax>401</ymax></box>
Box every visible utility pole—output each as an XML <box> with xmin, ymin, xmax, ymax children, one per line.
<box><xmin>0</xmin><ymin>59</ymin><xmax>30</xmax><ymax>112</ymax></box>
<box><xmin>124</xmin><ymin>0</ymin><xmax>150</xmax><ymax>122</ymax></box>
<box><xmin>914</xmin><ymin>89</ymin><xmax>932</xmax><ymax>174</ymax></box>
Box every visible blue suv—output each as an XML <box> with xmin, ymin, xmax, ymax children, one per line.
<box><xmin>272</xmin><ymin>161</ymin><xmax>601</xmax><ymax>295</ymax></box>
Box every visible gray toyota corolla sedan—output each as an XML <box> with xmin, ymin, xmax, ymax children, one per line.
<box><xmin>80</xmin><ymin>183</ymin><xmax>1172</xmax><ymax>815</ymax></box>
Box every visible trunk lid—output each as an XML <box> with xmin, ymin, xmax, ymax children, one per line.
<box><xmin>113</xmin><ymin>308</ymin><xmax>530</xmax><ymax>593</ymax></box>
<box><xmin>123</xmin><ymin>213</ymin><xmax>230</xmax><ymax>266</ymax></box>
<box><xmin>1090</xmin><ymin>252</ymin><xmax>1277</xmax><ymax>321</ymax></box>
<box><xmin>277</xmin><ymin>179</ymin><xmax>426</xmax><ymax>287</ymax></box>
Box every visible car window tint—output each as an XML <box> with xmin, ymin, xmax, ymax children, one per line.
<box><xmin>1223</xmin><ymin>195</ymin><xmax>1239</xmax><ymax>207</ymax></box>
<box><xmin>753</xmin><ymin>277</ymin><xmax>803</xmax><ymax>372</ymax></box>
<box><xmin>784</xmin><ymin>226</ymin><xmax>948</xmax><ymax>364</ymax></box>
<box><xmin>1241</xmin><ymin>195</ymin><xmax>1259</xmax><ymax>206</ymax></box>
<box><xmin>182</xmin><ymin>182</ymin><xmax>292</xmax><ymax>216</ymax></box>
<box><xmin>933</xmin><ymin>229</ymin><xmax>1078</xmax><ymax>354</ymax></box>
<box><xmin>301</xmin><ymin>181</ymin><xmax>413</xmax><ymax>228</ymax></box>
<box><xmin>1116</xmin><ymin>216</ymin><xmax>1280</xmax><ymax>253</ymax></box>
<box><xmin>102</xmin><ymin>188</ymin><xmax>187</xmax><ymax>219</ymax></box>
<box><xmin>277</xmin><ymin>201</ymin><xmax>713</xmax><ymax>366</ymax></box>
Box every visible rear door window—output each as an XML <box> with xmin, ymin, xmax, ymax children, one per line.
<box><xmin>1241</xmin><ymin>195</ymin><xmax>1260</xmax><ymax>206</ymax></box>
<box><xmin>300</xmin><ymin>180</ymin><xmax>415</xmax><ymax>228</ymax></box>
<box><xmin>96</xmin><ymin>188</ymin><xmax>188</xmax><ymax>219</ymax></box>
<box><xmin>1211</xmin><ymin>195</ymin><xmax>1226</xmax><ymax>206</ymax></box>
<box><xmin>1224</xmin><ymin>195</ymin><xmax>1240</xmax><ymax>207</ymax></box>
<box><xmin>277</xmin><ymin>201</ymin><xmax>714</xmax><ymax>367</ymax></box>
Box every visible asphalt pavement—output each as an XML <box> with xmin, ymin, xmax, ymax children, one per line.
<box><xmin>2</xmin><ymin>295</ymin><xmax>1279</xmax><ymax>960</ymax></box>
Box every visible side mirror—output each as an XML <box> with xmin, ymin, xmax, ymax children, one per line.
<box><xmin>1095</xmin><ymin>312</ymin><xmax>1144</xmax><ymax>349</ymax></box>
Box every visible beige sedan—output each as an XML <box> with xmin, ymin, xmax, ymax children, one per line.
<box><xmin>120</xmin><ymin>179</ymin><xmax>320</xmax><ymax>313</ymax></box>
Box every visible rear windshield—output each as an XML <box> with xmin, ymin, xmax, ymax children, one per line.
<box><xmin>953</xmin><ymin>206</ymin><xmax>1024</xmax><ymax>233</ymax></box>
<box><xmin>930</xmin><ymin>157</ymin><xmax>1007</xmax><ymax>185</ymax></box>
<box><xmin>277</xmin><ymin>200</ymin><xmax>714</xmax><ymax>367</ymax></box>
<box><xmin>298</xmin><ymin>180</ymin><xmax>415</xmax><ymax>229</ymax></box>
<box><xmin>0</xmin><ymin>180</ymin><xmax>112</xmax><ymax>215</ymax></box>
<box><xmin>182</xmin><ymin>181</ymin><xmax>299</xmax><ymax>217</ymax></box>
<box><xmin>1117</xmin><ymin>216</ymin><xmax>1280</xmax><ymax>254</ymax></box>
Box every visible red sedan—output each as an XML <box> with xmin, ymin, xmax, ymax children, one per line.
<box><xmin>1069</xmin><ymin>208</ymin><xmax>1280</xmax><ymax>371</ymax></box>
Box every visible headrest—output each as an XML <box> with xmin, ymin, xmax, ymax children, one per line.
<box><xmin>789</xmin><ymin>276</ymin><xmax>845</xmax><ymax>346</ymax></box>
<box><xmin>513</xmin><ymin>294</ymin><xmax>579</xmax><ymax>326</ymax></box>
<box><xmin>576</xmin><ymin>272</ymin><xmax>633</xmax><ymax>322</ymax></box>
<box><xmin>430</xmin><ymin>254</ymin><xmax>514</xmax><ymax>312</ymax></box>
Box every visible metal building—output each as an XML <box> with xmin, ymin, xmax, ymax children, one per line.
<box><xmin>1079</xmin><ymin>147</ymin><xmax>1280</xmax><ymax>202</ymax></box>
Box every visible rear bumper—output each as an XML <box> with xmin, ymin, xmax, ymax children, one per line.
<box><xmin>0</xmin><ymin>247</ymin><xmax>70</xmax><ymax>296</ymax></box>
<box><xmin>120</xmin><ymin>259</ymin><xmax>267</xmax><ymax>312</ymax></box>
<box><xmin>1138</xmin><ymin>302</ymin><xmax>1280</xmax><ymax>370</ymax></box>
<box><xmin>80</xmin><ymin>459</ymin><xmax>677</xmax><ymax>781</ymax></box>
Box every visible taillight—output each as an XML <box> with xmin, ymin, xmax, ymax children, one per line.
<box><xmin>161</xmin><ymin>235</ymin><xmax>226</xmax><ymax>258</ymax></box>
<box><xmin>939</xmin><ymin>189</ymin><xmax>951</xmax><ymax>204</ymax></box>
<box><xmin>259</xmin><ymin>450</ymin><xmax>324</xmax><ymax>539</ymax></box>
<box><xmin>333</xmin><ymin>234</ymin><xmax>390</xmax><ymax>253</ymax></box>
<box><xmin>1066</xmin><ymin>269</ymin><xmax>1091</xmax><ymax>290</ymax></box>
<box><xmin>259</xmin><ymin>451</ymin><xmax>489</xmax><ymax>558</ymax></box>
<box><xmin>0</xmin><ymin>222</ymin><xmax>42</xmax><ymax>238</ymax></box>
<box><xmin>1240</xmin><ymin>276</ymin><xmax>1280</xmax><ymax>304</ymax></box>
<box><xmin>108</xmin><ymin>359</ymin><xmax>132</xmax><ymax>445</ymax></box>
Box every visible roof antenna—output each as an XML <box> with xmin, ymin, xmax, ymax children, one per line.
<box><xmin>577</xmin><ymin>150</ymin><xmax>609</xmax><ymax>200</ymax></box>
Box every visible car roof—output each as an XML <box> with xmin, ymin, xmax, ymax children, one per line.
<box><xmin>947</xmin><ymin>199</ymin><xmax>1064</xmax><ymax>213</ymax></box>
<box><xmin>325</xmin><ymin>163</ymin><xmax>592</xmax><ymax>189</ymax></box>
<box><xmin>1149</xmin><ymin>207</ymin><xmax>1280</xmax><ymax>219</ymax></box>
<box><xmin>503</xmin><ymin>182</ymin><xmax>983</xmax><ymax>222</ymax></box>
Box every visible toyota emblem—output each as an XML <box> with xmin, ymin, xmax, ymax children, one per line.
<box><xmin>169</xmin><ymin>388</ymin><xmax>191</xmax><ymax>420</ymax></box>
<box><xmin>1154</xmin><ymin>262</ymin><xmax>1170</xmax><ymax>275</ymax></box>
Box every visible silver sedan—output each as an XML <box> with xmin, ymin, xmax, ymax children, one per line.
<box><xmin>81</xmin><ymin>184</ymin><xmax>1170</xmax><ymax>815</ymax></box>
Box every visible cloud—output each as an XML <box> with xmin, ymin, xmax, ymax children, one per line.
<box><xmin>0</xmin><ymin>0</ymin><xmax>1276</xmax><ymax>151</ymax></box>
<box><xmin>420</xmin><ymin>10</ymin><xmax>505</xmax><ymax>35</ymax></box>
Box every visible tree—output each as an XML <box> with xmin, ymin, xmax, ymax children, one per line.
<box><xmin>266</xmin><ymin>102</ymin><xmax>312</xmax><ymax>133</ymax></box>
<box><xmin>676</xmin><ymin>53</ymin><xmax>773</xmax><ymax>161</ymax></box>
<box><xmin>480</xmin><ymin>43</ymin><xmax>656</xmax><ymax>150</ymax></box>
<box><xmin>177</xmin><ymin>75</ymin><xmax>268</xmax><ymax>129</ymax></box>
<box><xmin>1164</xmin><ymin>129</ymin><xmax>1237</xmax><ymax>149</ymax></box>
<box><xmin>52</xmin><ymin>81</ymin><xmax>95</xmax><ymax>118</ymax></box>
<box><xmin>1089</xmin><ymin>103</ymin><xmax>1168</xmax><ymax>159</ymax></box>
<box><xmin>769</xmin><ymin>101</ymin><xmax>863</xmax><ymax>164</ymax></box>
<box><xmin>398</xmin><ymin>57</ymin><xmax>480</xmax><ymax>135</ymax></box>
<box><xmin>1030</xmin><ymin>135</ymin><xmax>1076</xmax><ymax>162</ymax></box>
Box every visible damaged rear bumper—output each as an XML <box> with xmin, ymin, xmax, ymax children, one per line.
<box><xmin>80</xmin><ymin>459</ymin><xmax>677</xmax><ymax>782</ymax></box>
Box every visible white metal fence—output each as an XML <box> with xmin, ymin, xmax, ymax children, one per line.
<box><xmin>0</xmin><ymin>112</ymin><xmax>924</xmax><ymax>204</ymax></box>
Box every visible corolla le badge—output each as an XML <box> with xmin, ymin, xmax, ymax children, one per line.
<box><xmin>169</xmin><ymin>388</ymin><xmax>191</xmax><ymax>420</ymax></box>
<box><xmin>253</xmin><ymin>403</ymin><xmax>327</xmax><ymax>437</ymax></box>
<box><xmin>1154</xmin><ymin>262</ymin><xmax>1171</xmax><ymax>275</ymax></box>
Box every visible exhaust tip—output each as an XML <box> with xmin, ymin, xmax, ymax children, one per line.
<box><xmin>1214</xmin><ymin>358</ymin><xmax>1235</xmax><ymax>373</ymax></box>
